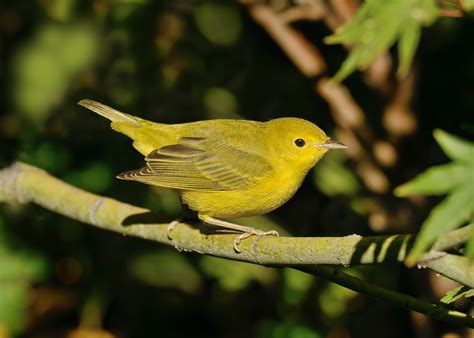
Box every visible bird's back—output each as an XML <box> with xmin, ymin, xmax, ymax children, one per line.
<box><xmin>80</xmin><ymin>99</ymin><xmax>265</xmax><ymax>156</ymax></box>
<box><xmin>116</xmin><ymin>118</ymin><xmax>265</xmax><ymax>156</ymax></box>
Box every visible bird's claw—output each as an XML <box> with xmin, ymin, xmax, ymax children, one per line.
<box><xmin>233</xmin><ymin>229</ymin><xmax>279</xmax><ymax>253</ymax></box>
<box><xmin>167</xmin><ymin>219</ymin><xmax>181</xmax><ymax>240</ymax></box>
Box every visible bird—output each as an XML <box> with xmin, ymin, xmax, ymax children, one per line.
<box><xmin>79</xmin><ymin>99</ymin><xmax>347</xmax><ymax>252</ymax></box>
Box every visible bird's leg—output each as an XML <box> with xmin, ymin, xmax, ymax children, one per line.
<box><xmin>199</xmin><ymin>215</ymin><xmax>279</xmax><ymax>253</ymax></box>
<box><xmin>168</xmin><ymin>203</ymin><xmax>199</xmax><ymax>240</ymax></box>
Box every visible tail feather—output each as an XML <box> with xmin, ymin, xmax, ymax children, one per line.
<box><xmin>78</xmin><ymin>99</ymin><xmax>140</xmax><ymax>124</ymax></box>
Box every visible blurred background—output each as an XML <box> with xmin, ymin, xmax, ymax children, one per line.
<box><xmin>0</xmin><ymin>0</ymin><xmax>473</xmax><ymax>337</ymax></box>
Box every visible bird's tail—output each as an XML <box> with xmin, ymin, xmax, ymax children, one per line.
<box><xmin>78</xmin><ymin>99</ymin><xmax>141</xmax><ymax>124</ymax></box>
<box><xmin>78</xmin><ymin>99</ymin><xmax>172</xmax><ymax>156</ymax></box>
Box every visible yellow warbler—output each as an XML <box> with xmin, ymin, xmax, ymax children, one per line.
<box><xmin>79</xmin><ymin>99</ymin><xmax>347</xmax><ymax>251</ymax></box>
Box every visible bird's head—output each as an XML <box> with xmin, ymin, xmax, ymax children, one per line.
<box><xmin>264</xmin><ymin>117</ymin><xmax>347</xmax><ymax>171</ymax></box>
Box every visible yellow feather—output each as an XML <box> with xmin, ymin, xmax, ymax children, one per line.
<box><xmin>80</xmin><ymin>99</ymin><xmax>346</xmax><ymax>220</ymax></box>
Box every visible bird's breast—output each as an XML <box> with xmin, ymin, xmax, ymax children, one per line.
<box><xmin>181</xmin><ymin>169</ymin><xmax>307</xmax><ymax>219</ymax></box>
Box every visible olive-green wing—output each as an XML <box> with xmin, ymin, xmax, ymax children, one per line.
<box><xmin>117</xmin><ymin>137</ymin><xmax>273</xmax><ymax>191</ymax></box>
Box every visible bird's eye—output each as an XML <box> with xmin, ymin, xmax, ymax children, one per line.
<box><xmin>294</xmin><ymin>138</ymin><xmax>305</xmax><ymax>148</ymax></box>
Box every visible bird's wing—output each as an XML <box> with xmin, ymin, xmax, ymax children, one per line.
<box><xmin>117</xmin><ymin>136</ymin><xmax>273</xmax><ymax>191</ymax></box>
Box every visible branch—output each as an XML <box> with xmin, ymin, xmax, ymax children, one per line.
<box><xmin>0</xmin><ymin>163</ymin><xmax>407</xmax><ymax>265</ymax></box>
<box><xmin>1</xmin><ymin>162</ymin><xmax>473</xmax><ymax>327</ymax></box>
<box><xmin>300</xmin><ymin>266</ymin><xmax>474</xmax><ymax>328</ymax></box>
<box><xmin>432</xmin><ymin>224</ymin><xmax>473</xmax><ymax>251</ymax></box>
<box><xmin>248</xmin><ymin>5</ymin><xmax>326</xmax><ymax>77</ymax></box>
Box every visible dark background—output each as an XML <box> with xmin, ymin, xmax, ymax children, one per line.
<box><xmin>0</xmin><ymin>1</ymin><xmax>473</xmax><ymax>337</ymax></box>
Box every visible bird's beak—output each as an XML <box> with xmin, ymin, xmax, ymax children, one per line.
<box><xmin>317</xmin><ymin>139</ymin><xmax>348</xmax><ymax>150</ymax></box>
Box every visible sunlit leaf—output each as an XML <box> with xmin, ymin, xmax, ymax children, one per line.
<box><xmin>325</xmin><ymin>3</ymin><xmax>371</xmax><ymax>43</ymax></box>
<box><xmin>397</xmin><ymin>20</ymin><xmax>421</xmax><ymax>78</ymax></box>
<box><xmin>394</xmin><ymin>163</ymin><xmax>470</xmax><ymax>196</ymax></box>
<box><xmin>440</xmin><ymin>285</ymin><xmax>472</xmax><ymax>304</ymax></box>
<box><xmin>396</xmin><ymin>130</ymin><xmax>474</xmax><ymax>265</ymax></box>
<box><xmin>325</xmin><ymin>0</ymin><xmax>438</xmax><ymax>81</ymax></box>
<box><xmin>434</xmin><ymin>129</ymin><xmax>474</xmax><ymax>163</ymax></box>
<box><xmin>406</xmin><ymin>186</ymin><xmax>474</xmax><ymax>265</ymax></box>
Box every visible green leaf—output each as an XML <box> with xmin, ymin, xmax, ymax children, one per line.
<box><xmin>434</xmin><ymin>129</ymin><xmax>474</xmax><ymax>163</ymax></box>
<box><xmin>325</xmin><ymin>0</ymin><xmax>439</xmax><ymax>81</ymax></box>
<box><xmin>332</xmin><ymin>6</ymin><xmax>401</xmax><ymax>81</ymax></box>
<box><xmin>406</xmin><ymin>186</ymin><xmax>474</xmax><ymax>265</ymax></box>
<box><xmin>440</xmin><ymin>285</ymin><xmax>473</xmax><ymax>304</ymax></box>
<box><xmin>397</xmin><ymin>130</ymin><xmax>474</xmax><ymax>265</ymax></box>
<box><xmin>394</xmin><ymin>163</ymin><xmax>471</xmax><ymax>196</ymax></box>
<box><xmin>397</xmin><ymin>20</ymin><xmax>421</xmax><ymax>78</ymax></box>
<box><xmin>324</xmin><ymin>2</ymin><xmax>372</xmax><ymax>44</ymax></box>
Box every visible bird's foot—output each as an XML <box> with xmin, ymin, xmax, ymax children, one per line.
<box><xmin>198</xmin><ymin>215</ymin><xmax>279</xmax><ymax>253</ymax></box>
<box><xmin>167</xmin><ymin>218</ymin><xmax>182</xmax><ymax>240</ymax></box>
<box><xmin>233</xmin><ymin>229</ymin><xmax>279</xmax><ymax>253</ymax></box>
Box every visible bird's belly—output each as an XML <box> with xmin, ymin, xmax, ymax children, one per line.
<box><xmin>181</xmin><ymin>176</ymin><xmax>303</xmax><ymax>219</ymax></box>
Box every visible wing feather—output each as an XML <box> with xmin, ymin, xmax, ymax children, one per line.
<box><xmin>117</xmin><ymin>136</ymin><xmax>273</xmax><ymax>191</ymax></box>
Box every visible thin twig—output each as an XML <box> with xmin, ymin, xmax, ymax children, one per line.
<box><xmin>248</xmin><ymin>5</ymin><xmax>326</xmax><ymax>77</ymax></box>
<box><xmin>299</xmin><ymin>266</ymin><xmax>474</xmax><ymax>328</ymax></box>
<box><xmin>432</xmin><ymin>224</ymin><xmax>473</xmax><ymax>251</ymax></box>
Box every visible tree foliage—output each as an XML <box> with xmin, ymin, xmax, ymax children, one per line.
<box><xmin>1</xmin><ymin>0</ymin><xmax>473</xmax><ymax>337</ymax></box>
